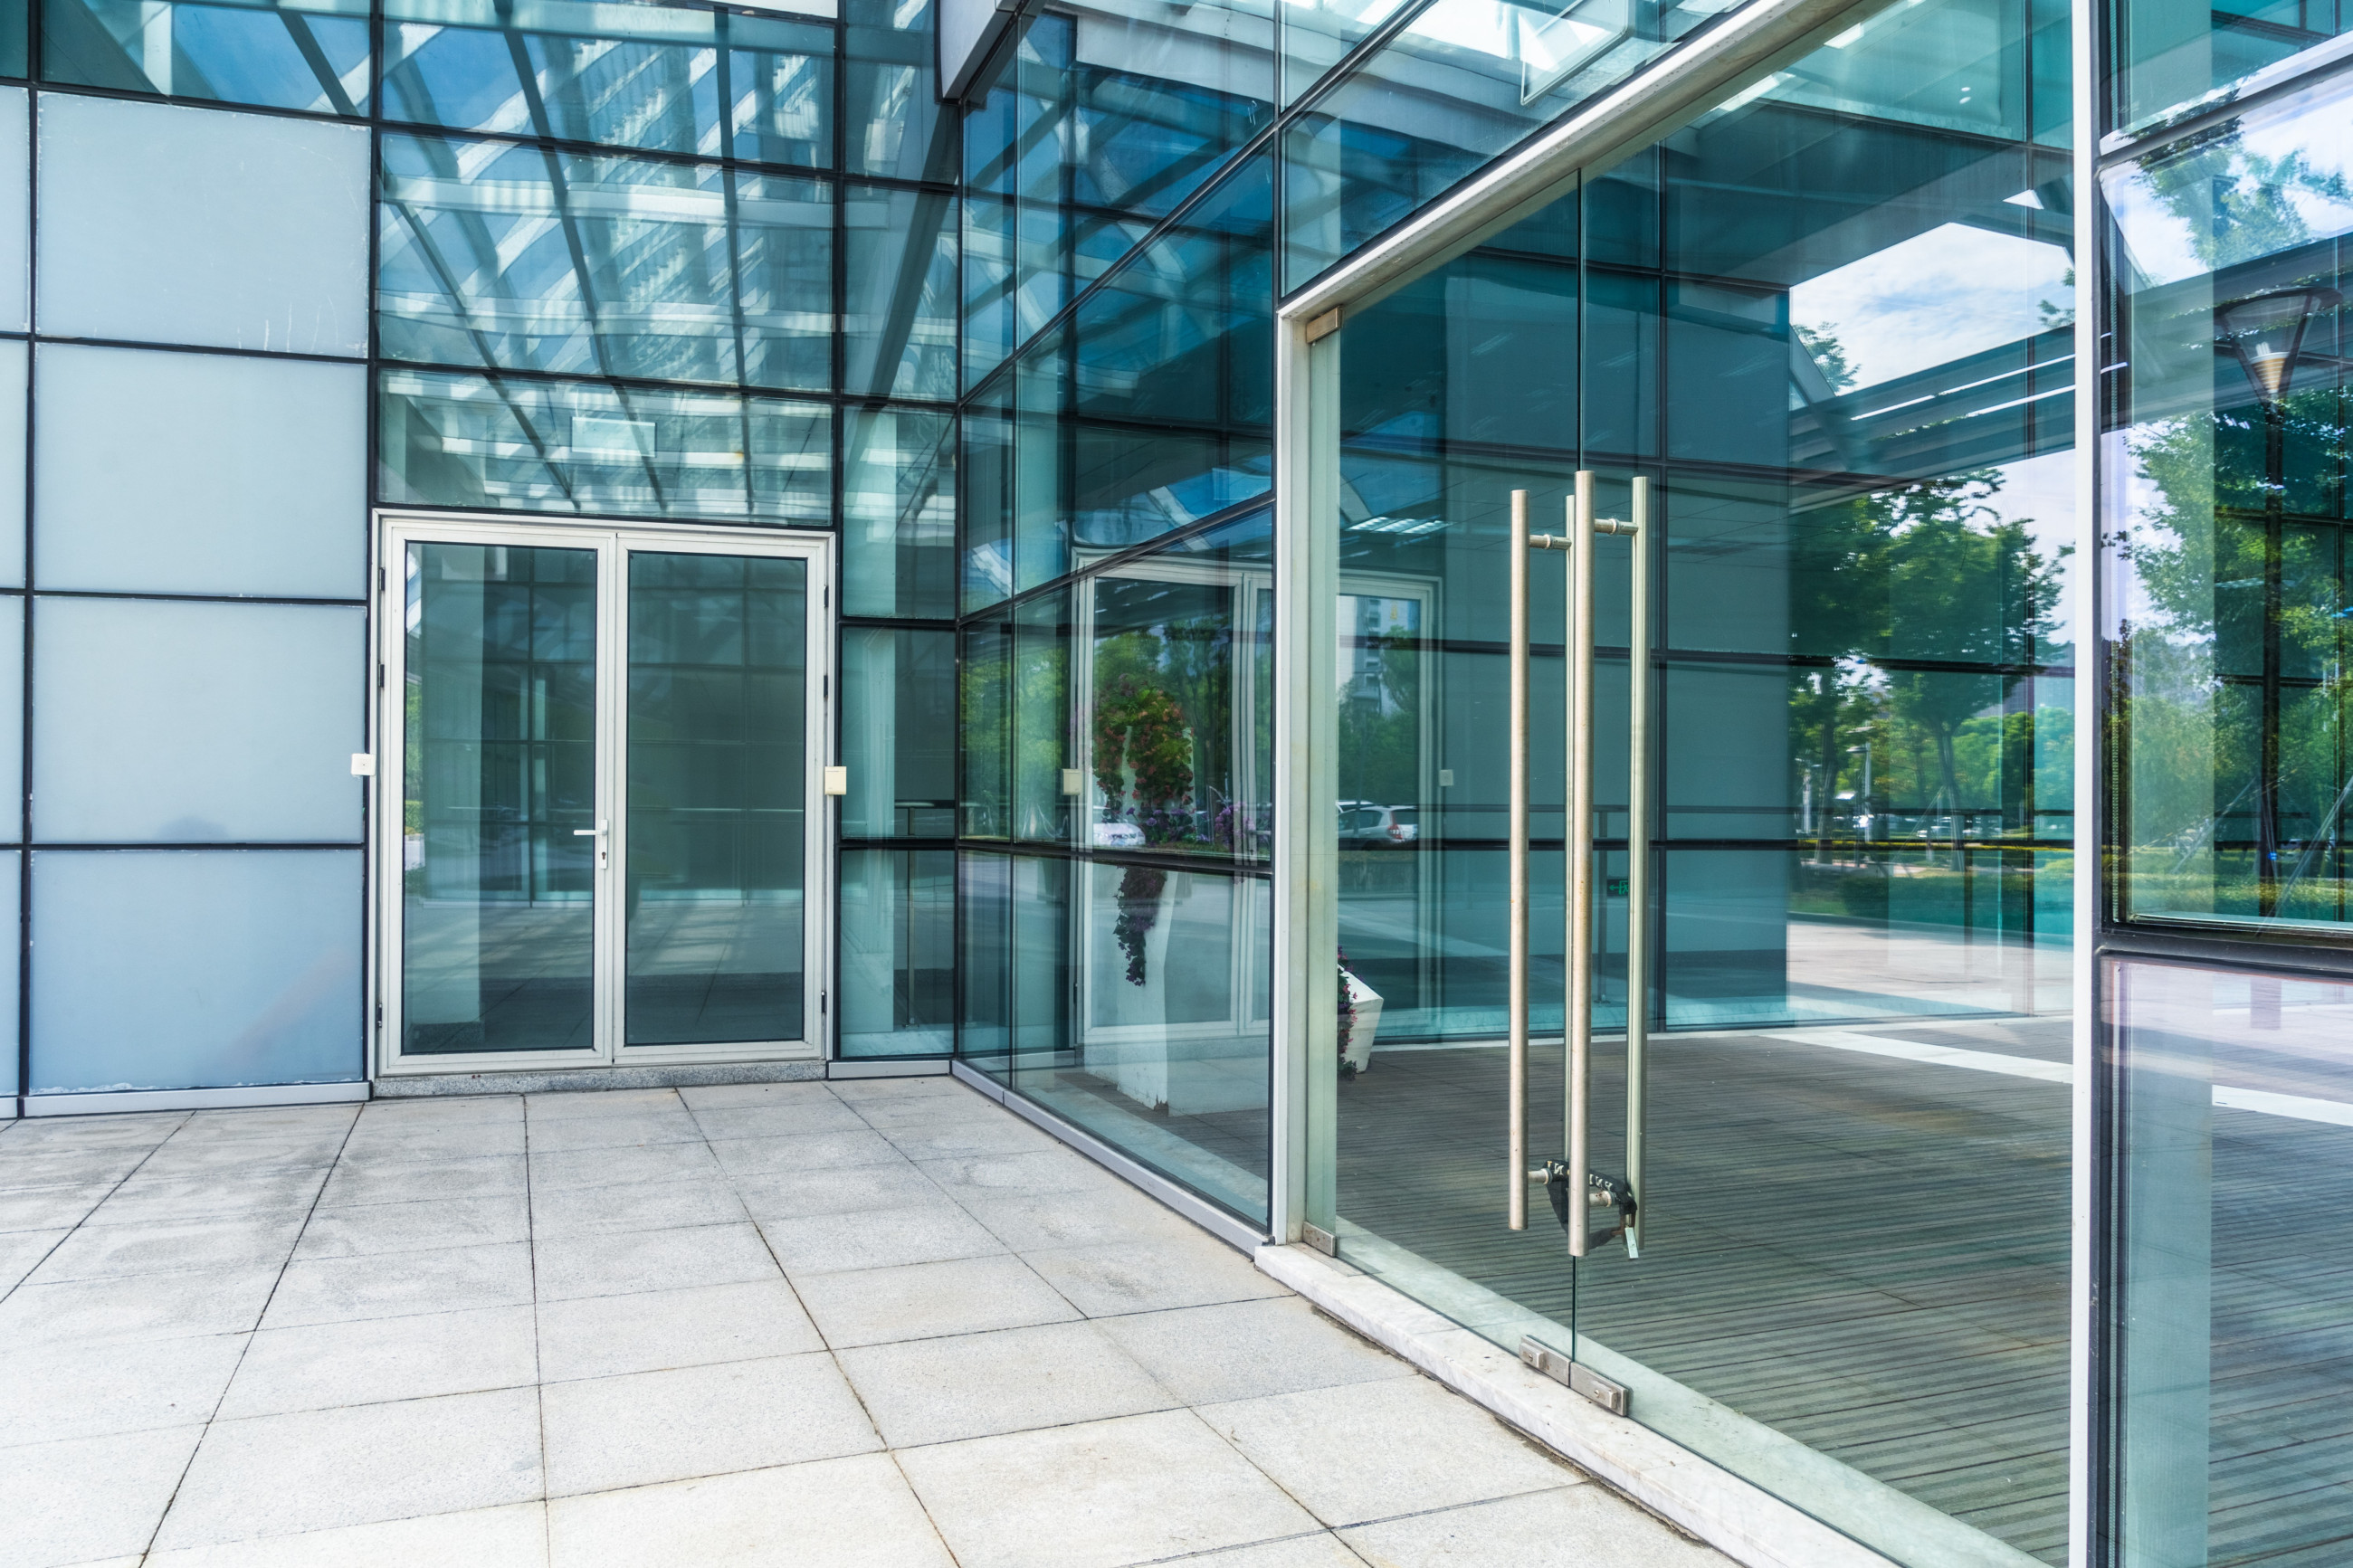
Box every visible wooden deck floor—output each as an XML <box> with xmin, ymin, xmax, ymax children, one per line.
<box><xmin>1337</xmin><ymin>1025</ymin><xmax>2073</xmax><ymax>1563</ymax></box>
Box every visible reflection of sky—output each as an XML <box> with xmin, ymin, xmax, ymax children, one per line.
<box><xmin>1790</xmin><ymin>222</ymin><xmax>2071</xmax><ymax>387</ymax></box>
<box><xmin>1984</xmin><ymin>449</ymin><xmax>2079</xmax><ymax>655</ymax></box>
<box><xmin>2106</xmin><ymin>70</ymin><xmax>2353</xmax><ymax>290</ymax></box>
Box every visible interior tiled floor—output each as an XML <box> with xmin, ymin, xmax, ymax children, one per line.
<box><xmin>0</xmin><ymin>1077</ymin><xmax>1729</xmax><ymax>1568</ymax></box>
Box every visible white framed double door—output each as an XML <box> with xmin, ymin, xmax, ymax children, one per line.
<box><xmin>376</xmin><ymin>515</ymin><xmax>834</xmax><ymax>1075</ymax></box>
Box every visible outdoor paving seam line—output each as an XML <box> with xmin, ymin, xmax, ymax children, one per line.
<box><xmin>1129</xmin><ymin>1526</ymin><xmax>1373</xmax><ymax>1566</ymax></box>
<box><xmin>0</xmin><ymin>1109</ymin><xmax>193</xmax><ymax>1307</ymax></box>
<box><xmin>524</xmin><ymin>1094</ymin><xmax>557</xmax><ymax>1563</ymax></box>
<box><xmin>137</xmin><ymin>1103</ymin><xmax>364</xmax><ymax>1564</ymax></box>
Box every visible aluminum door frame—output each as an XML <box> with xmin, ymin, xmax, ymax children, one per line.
<box><xmin>372</xmin><ymin>511</ymin><xmax>835</xmax><ymax>1078</ymax></box>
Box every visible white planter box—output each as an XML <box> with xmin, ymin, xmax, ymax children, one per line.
<box><xmin>1342</xmin><ymin>971</ymin><xmax>1384</xmax><ymax>1073</ymax></box>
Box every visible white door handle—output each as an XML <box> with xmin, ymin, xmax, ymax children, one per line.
<box><xmin>572</xmin><ymin>820</ymin><xmax>609</xmax><ymax>869</ymax></box>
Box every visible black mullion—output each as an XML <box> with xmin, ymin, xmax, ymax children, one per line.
<box><xmin>15</xmin><ymin>86</ymin><xmax>33</xmax><ymax>1115</ymax></box>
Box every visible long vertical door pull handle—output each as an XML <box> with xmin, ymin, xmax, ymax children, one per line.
<box><xmin>1507</xmin><ymin>489</ymin><xmax>1530</xmax><ymax>1231</ymax></box>
<box><xmin>1624</xmin><ymin>476</ymin><xmax>1652</xmax><ymax>1259</ymax></box>
<box><xmin>1566</xmin><ymin>473</ymin><xmax>1597</xmax><ymax>1258</ymax></box>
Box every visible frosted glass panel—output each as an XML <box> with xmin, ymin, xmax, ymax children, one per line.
<box><xmin>0</xmin><ymin>341</ymin><xmax>24</xmax><ymax>588</ymax></box>
<box><xmin>0</xmin><ymin>595</ymin><xmax>20</xmax><ymax>839</ymax></box>
<box><xmin>36</xmin><ymin>95</ymin><xmax>368</xmax><ymax>355</ymax></box>
<box><xmin>36</xmin><ymin>346</ymin><xmax>365</xmax><ymax>597</ymax></box>
<box><xmin>0</xmin><ymin>852</ymin><xmax>15</xmax><ymax>1096</ymax></box>
<box><xmin>35</xmin><ymin>598</ymin><xmax>363</xmax><ymax>842</ymax></box>
<box><xmin>30</xmin><ymin>849</ymin><xmax>361</xmax><ymax>1092</ymax></box>
<box><xmin>0</xmin><ymin>89</ymin><xmax>26</xmax><ymax>332</ymax></box>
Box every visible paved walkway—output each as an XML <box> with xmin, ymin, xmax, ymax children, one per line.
<box><xmin>0</xmin><ymin>1077</ymin><xmax>1728</xmax><ymax>1567</ymax></box>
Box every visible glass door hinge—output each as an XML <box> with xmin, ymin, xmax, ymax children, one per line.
<box><xmin>1520</xmin><ymin>1337</ymin><xmax>1631</xmax><ymax>1417</ymax></box>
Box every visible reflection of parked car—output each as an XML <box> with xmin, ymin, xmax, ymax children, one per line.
<box><xmin>1338</xmin><ymin>801</ymin><xmax>1419</xmax><ymax>848</ymax></box>
<box><xmin>1092</xmin><ymin>821</ymin><xmax>1147</xmax><ymax>848</ymax></box>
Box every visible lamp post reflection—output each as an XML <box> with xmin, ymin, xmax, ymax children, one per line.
<box><xmin>2216</xmin><ymin>286</ymin><xmax>2340</xmax><ymax>917</ymax></box>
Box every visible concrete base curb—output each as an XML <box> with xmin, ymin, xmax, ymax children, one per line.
<box><xmin>1254</xmin><ymin>1242</ymin><xmax>1896</xmax><ymax>1568</ymax></box>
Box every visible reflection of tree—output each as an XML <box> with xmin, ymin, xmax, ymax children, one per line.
<box><xmin>1884</xmin><ymin>475</ymin><xmax>2062</xmax><ymax>818</ymax></box>
<box><xmin>1788</xmin><ymin>465</ymin><xmax>2064</xmax><ymax>835</ymax></box>
<box><xmin>1339</xmin><ymin>622</ymin><xmax>1421</xmax><ymax>807</ymax></box>
<box><xmin>1093</xmin><ymin>601</ymin><xmax>1234</xmax><ymax>985</ymax></box>
<box><xmin>2109</xmin><ymin>126</ymin><xmax>2352</xmax><ymax>912</ymax></box>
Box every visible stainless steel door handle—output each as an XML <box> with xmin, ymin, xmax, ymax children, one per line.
<box><xmin>1508</xmin><ymin>489</ymin><xmax>1531</xmax><ymax>1232</ymax></box>
<box><xmin>1509</xmin><ymin>472</ymin><xmax>1650</xmax><ymax>1260</ymax></box>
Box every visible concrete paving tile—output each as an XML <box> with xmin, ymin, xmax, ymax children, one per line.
<box><xmin>548</xmin><ymin>1451</ymin><xmax>953</xmax><ymax>1568</ymax></box>
<box><xmin>706</xmin><ymin>1129</ymin><xmax>906</xmax><ymax>1178</ymax></box>
<box><xmin>825</xmin><ymin>1077</ymin><xmax>967</xmax><ymax>1107</ymax></box>
<box><xmin>540</xmin><ymin>1352</ymin><xmax>880</xmax><ymax>1497</ymax></box>
<box><xmin>175</xmin><ymin>1107</ymin><xmax>358</xmax><ymax>1143</ymax></box>
<box><xmin>526</xmin><ymin>1088</ymin><xmax>683</xmax><ymax>1120</ymax></box>
<box><xmin>317</xmin><ymin>1154</ymin><xmax>526</xmax><ymax>1209</ymax></box>
<box><xmin>0</xmin><ymin>1423</ymin><xmax>206</xmax><ymax>1568</ymax></box>
<box><xmin>529</xmin><ymin>1176</ymin><xmax>747</xmax><ymax>1240</ymax></box>
<box><xmin>263</xmin><ymin>1242</ymin><xmax>535</xmax><ymax>1328</ymax></box>
<box><xmin>218</xmin><ymin>1305</ymin><xmax>538</xmax><ymax>1418</ymax></box>
<box><xmin>728</xmin><ymin>1162</ymin><xmax>944</xmax><ymax>1221</ymax></box>
<box><xmin>847</xmin><ymin>1095</ymin><xmax>1010</xmax><ymax>1131</ymax></box>
<box><xmin>957</xmin><ymin>1188</ymin><xmax>1199</xmax><ymax>1252</ymax></box>
<box><xmin>524</xmin><ymin>1109</ymin><xmax>705</xmax><ymax>1154</ymax></box>
<box><xmin>89</xmin><ymin>1168</ymin><xmax>329</xmax><ymax>1226</ymax></box>
<box><xmin>534</xmin><ymin>1221</ymin><xmax>781</xmax><ymax>1302</ymax></box>
<box><xmin>1022</xmin><ymin>1231</ymin><xmax>1288</xmax><ymax>1316</ymax></box>
<box><xmin>1197</xmin><ymin>1376</ymin><xmax>1580</xmax><ymax>1528</ymax></box>
<box><xmin>129</xmin><ymin>1136</ymin><xmax>348</xmax><ymax>1178</ymax></box>
<box><xmin>914</xmin><ymin>1146</ymin><xmax>1110</xmax><ymax>1200</ymax></box>
<box><xmin>337</xmin><ymin>1122</ymin><xmax>527</xmax><ymax>1166</ymax></box>
<box><xmin>0</xmin><ymin>1333</ymin><xmax>247</xmax><ymax>1443</ymax></box>
<box><xmin>897</xmin><ymin>1408</ymin><xmax>1319</xmax><ymax>1568</ymax></box>
<box><xmin>0</xmin><ymin>1112</ymin><xmax>186</xmax><ymax>1148</ymax></box>
<box><xmin>877</xmin><ymin>1116</ymin><xmax>1058</xmax><ymax>1160</ymax></box>
<box><xmin>530</xmin><ymin>1141</ymin><xmax>722</xmax><ymax>1189</ymax></box>
<box><xmin>759</xmin><ymin>1203</ymin><xmax>1005</xmax><ymax>1276</ymax></box>
<box><xmin>691</xmin><ymin>1099</ymin><xmax>871</xmax><ymax>1140</ymax></box>
<box><xmin>0</xmin><ymin>1266</ymin><xmax>281</xmax><ymax>1348</ymax></box>
<box><xmin>30</xmin><ymin>1213</ymin><xmax>305</xmax><ymax>1283</ymax></box>
<box><xmin>353</xmin><ymin>1095</ymin><xmax>522</xmax><ymax>1127</ymax></box>
<box><xmin>0</xmin><ymin>1145</ymin><xmax>152</xmax><ymax>1189</ymax></box>
<box><xmin>1095</xmin><ymin>1297</ymin><xmax>1415</xmax><ymax>1406</ymax></box>
<box><xmin>294</xmin><ymin>1193</ymin><xmax>531</xmax><ymax>1259</ymax></box>
<box><xmin>1337</xmin><ymin>1486</ymin><xmax>1725</xmax><ymax>1567</ymax></box>
<box><xmin>678</xmin><ymin>1080</ymin><xmax>844</xmax><ymax>1111</ymax></box>
<box><xmin>795</xmin><ymin>1252</ymin><xmax>1080</xmax><ymax>1348</ymax></box>
<box><xmin>836</xmin><ymin>1320</ymin><xmax>1175</xmax><ymax>1447</ymax></box>
<box><xmin>0</xmin><ymin>1227</ymin><xmax>62</xmax><ymax>1291</ymax></box>
<box><xmin>537</xmin><ymin>1278</ymin><xmax>822</xmax><ymax>1382</ymax></box>
<box><xmin>0</xmin><ymin>1183</ymin><xmax>110</xmax><ymax>1232</ymax></box>
<box><xmin>144</xmin><ymin>1501</ymin><xmax>548</xmax><ymax>1568</ymax></box>
<box><xmin>153</xmin><ymin>1387</ymin><xmax>544</xmax><ymax>1551</ymax></box>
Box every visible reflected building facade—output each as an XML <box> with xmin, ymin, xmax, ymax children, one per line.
<box><xmin>1</xmin><ymin>0</ymin><xmax>2350</xmax><ymax>1558</ymax></box>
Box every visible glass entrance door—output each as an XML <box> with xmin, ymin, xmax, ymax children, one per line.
<box><xmin>1301</xmin><ymin>1</ymin><xmax>2081</xmax><ymax>1561</ymax></box>
<box><xmin>381</xmin><ymin>519</ymin><xmax>829</xmax><ymax>1070</ymax></box>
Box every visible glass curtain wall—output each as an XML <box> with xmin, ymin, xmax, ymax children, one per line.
<box><xmin>956</xmin><ymin>129</ymin><xmax>1275</xmax><ymax>1223</ymax></box>
<box><xmin>2100</xmin><ymin>6</ymin><xmax>2353</xmax><ymax>1560</ymax></box>
<box><xmin>1314</xmin><ymin>1</ymin><xmax>2080</xmax><ymax>1563</ymax></box>
<box><xmin>1</xmin><ymin>0</ymin><xmax>965</xmax><ymax>1067</ymax></box>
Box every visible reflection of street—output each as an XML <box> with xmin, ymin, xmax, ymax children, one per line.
<box><xmin>402</xmin><ymin>896</ymin><xmax>804</xmax><ymax>1051</ymax></box>
<box><xmin>404</xmin><ymin>899</ymin><xmax>593</xmax><ymax>1053</ymax></box>
<box><xmin>625</xmin><ymin>895</ymin><xmax>803</xmax><ymax>1047</ymax></box>
<box><xmin>1338</xmin><ymin>876</ymin><xmax>2069</xmax><ymax>1038</ymax></box>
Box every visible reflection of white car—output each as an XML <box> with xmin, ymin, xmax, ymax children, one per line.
<box><xmin>1092</xmin><ymin>822</ymin><xmax>1147</xmax><ymax>848</ymax></box>
<box><xmin>1339</xmin><ymin>802</ymin><xmax>1419</xmax><ymax>848</ymax></box>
